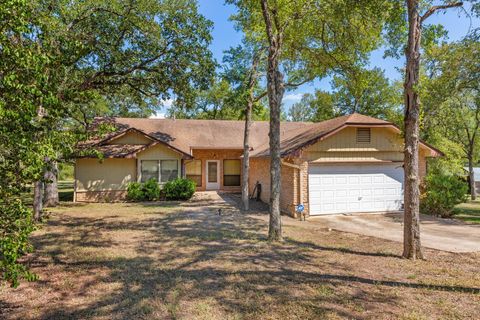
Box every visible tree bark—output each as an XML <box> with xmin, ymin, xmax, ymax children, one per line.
<box><xmin>261</xmin><ymin>0</ymin><xmax>284</xmax><ymax>241</ymax></box>
<box><xmin>468</xmin><ymin>154</ymin><xmax>476</xmax><ymax>200</ymax></box>
<box><xmin>403</xmin><ymin>0</ymin><xmax>423</xmax><ymax>260</ymax></box>
<box><xmin>242</xmin><ymin>97</ymin><xmax>253</xmax><ymax>211</ymax></box>
<box><xmin>44</xmin><ymin>160</ymin><xmax>59</xmax><ymax>207</ymax></box>
<box><xmin>242</xmin><ymin>50</ymin><xmax>262</xmax><ymax>211</ymax></box>
<box><xmin>33</xmin><ymin>181</ymin><xmax>44</xmax><ymax>221</ymax></box>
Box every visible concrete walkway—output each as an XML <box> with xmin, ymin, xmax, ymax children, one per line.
<box><xmin>305</xmin><ymin>213</ymin><xmax>480</xmax><ymax>253</ymax></box>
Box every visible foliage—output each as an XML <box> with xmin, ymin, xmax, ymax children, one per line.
<box><xmin>0</xmin><ymin>200</ymin><xmax>38</xmax><ymax>287</ymax></box>
<box><xmin>167</xmin><ymin>43</ymin><xmax>269</xmax><ymax>121</ymax></box>
<box><xmin>58</xmin><ymin>163</ymin><xmax>74</xmax><ymax>181</ymax></box>
<box><xmin>163</xmin><ymin>178</ymin><xmax>196</xmax><ymax>200</ymax></box>
<box><xmin>126</xmin><ymin>182</ymin><xmax>144</xmax><ymax>201</ymax></box>
<box><xmin>127</xmin><ymin>179</ymin><xmax>161</xmax><ymax>201</ymax></box>
<box><xmin>288</xmin><ymin>90</ymin><xmax>336</xmax><ymax>122</ymax></box>
<box><xmin>288</xmin><ymin>67</ymin><xmax>403</xmax><ymax>124</ymax></box>
<box><xmin>1</xmin><ymin>0</ymin><xmax>214</xmax><ymax>286</ymax></box>
<box><xmin>421</xmin><ymin>169</ymin><xmax>468</xmax><ymax>218</ymax></box>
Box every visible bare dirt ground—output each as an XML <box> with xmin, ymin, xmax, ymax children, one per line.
<box><xmin>1</xmin><ymin>192</ymin><xmax>479</xmax><ymax>320</ymax></box>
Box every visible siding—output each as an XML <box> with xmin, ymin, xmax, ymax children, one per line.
<box><xmin>107</xmin><ymin>131</ymin><xmax>152</xmax><ymax>145</ymax></box>
<box><xmin>76</xmin><ymin>158</ymin><xmax>136</xmax><ymax>192</ymax></box>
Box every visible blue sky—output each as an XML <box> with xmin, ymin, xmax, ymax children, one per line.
<box><xmin>196</xmin><ymin>0</ymin><xmax>479</xmax><ymax>109</ymax></box>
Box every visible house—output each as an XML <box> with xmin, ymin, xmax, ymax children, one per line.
<box><xmin>74</xmin><ymin>113</ymin><xmax>442</xmax><ymax>216</ymax></box>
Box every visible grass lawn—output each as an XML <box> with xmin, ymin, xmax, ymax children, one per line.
<box><xmin>1</xmin><ymin>194</ymin><xmax>479</xmax><ymax>320</ymax></box>
<box><xmin>455</xmin><ymin>200</ymin><xmax>480</xmax><ymax>224</ymax></box>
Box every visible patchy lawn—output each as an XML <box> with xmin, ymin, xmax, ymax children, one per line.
<box><xmin>455</xmin><ymin>200</ymin><xmax>480</xmax><ymax>224</ymax></box>
<box><xmin>1</xmin><ymin>194</ymin><xmax>479</xmax><ymax>320</ymax></box>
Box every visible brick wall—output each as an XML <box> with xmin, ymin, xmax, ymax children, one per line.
<box><xmin>191</xmin><ymin>149</ymin><xmax>243</xmax><ymax>192</ymax></box>
<box><xmin>249</xmin><ymin>157</ymin><xmax>302</xmax><ymax>217</ymax></box>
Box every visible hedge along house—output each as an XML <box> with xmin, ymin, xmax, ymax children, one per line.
<box><xmin>75</xmin><ymin>114</ymin><xmax>442</xmax><ymax>216</ymax></box>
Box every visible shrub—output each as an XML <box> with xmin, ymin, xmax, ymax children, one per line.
<box><xmin>163</xmin><ymin>178</ymin><xmax>196</xmax><ymax>200</ymax></box>
<box><xmin>127</xmin><ymin>182</ymin><xmax>144</xmax><ymax>201</ymax></box>
<box><xmin>142</xmin><ymin>178</ymin><xmax>161</xmax><ymax>201</ymax></box>
<box><xmin>420</xmin><ymin>172</ymin><xmax>468</xmax><ymax>218</ymax></box>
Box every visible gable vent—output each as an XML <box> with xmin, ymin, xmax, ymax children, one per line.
<box><xmin>356</xmin><ymin>128</ymin><xmax>371</xmax><ymax>143</ymax></box>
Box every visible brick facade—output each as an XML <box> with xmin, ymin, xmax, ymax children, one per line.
<box><xmin>190</xmin><ymin>149</ymin><xmax>243</xmax><ymax>192</ymax></box>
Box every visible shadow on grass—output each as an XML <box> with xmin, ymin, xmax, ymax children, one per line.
<box><xmin>12</xmin><ymin>197</ymin><xmax>480</xmax><ymax>319</ymax></box>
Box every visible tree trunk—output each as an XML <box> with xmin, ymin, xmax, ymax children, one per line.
<box><xmin>44</xmin><ymin>160</ymin><xmax>59</xmax><ymax>207</ymax></box>
<box><xmin>33</xmin><ymin>181</ymin><xmax>44</xmax><ymax>221</ymax></box>
<box><xmin>468</xmin><ymin>155</ymin><xmax>476</xmax><ymax>200</ymax></box>
<box><xmin>242</xmin><ymin>93</ymin><xmax>253</xmax><ymax>211</ymax></box>
<box><xmin>403</xmin><ymin>0</ymin><xmax>423</xmax><ymax>260</ymax></box>
<box><xmin>261</xmin><ymin>0</ymin><xmax>284</xmax><ymax>241</ymax></box>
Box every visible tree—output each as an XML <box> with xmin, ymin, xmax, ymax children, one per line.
<box><xmin>402</xmin><ymin>0</ymin><xmax>463</xmax><ymax>260</ymax></box>
<box><xmin>331</xmin><ymin>67</ymin><xmax>402</xmax><ymax>120</ymax></box>
<box><xmin>230</xmin><ymin>0</ymin><xmax>398</xmax><ymax>241</ymax></box>
<box><xmin>422</xmin><ymin>40</ymin><xmax>480</xmax><ymax>200</ymax></box>
<box><xmin>1</xmin><ymin>0</ymin><xmax>215</xmax><ymax>285</ymax></box>
<box><xmin>288</xmin><ymin>91</ymin><xmax>336</xmax><ymax>122</ymax></box>
<box><xmin>29</xmin><ymin>0</ymin><xmax>215</xmax><ymax>217</ymax></box>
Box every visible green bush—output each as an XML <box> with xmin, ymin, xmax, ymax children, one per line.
<box><xmin>127</xmin><ymin>181</ymin><xmax>144</xmax><ymax>201</ymax></box>
<box><xmin>163</xmin><ymin>178</ymin><xmax>196</xmax><ymax>200</ymax></box>
<box><xmin>0</xmin><ymin>200</ymin><xmax>38</xmax><ymax>287</ymax></box>
<box><xmin>420</xmin><ymin>172</ymin><xmax>468</xmax><ymax>218</ymax></box>
<box><xmin>127</xmin><ymin>178</ymin><xmax>161</xmax><ymax>201</ymax></box>
<box><xmin>142</xmin><ymin>178</ymin><xmax>161</xmax><ymax>201</ymax></box>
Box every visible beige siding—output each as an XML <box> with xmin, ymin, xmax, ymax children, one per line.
<box><xmin>76</xmin><ymin>158</ymin><xmax>136</xmax><ymax>191</ymax></box>
<box><xmin>137</xmin><ymin>143</ymin><xmax>182</xmax><ymax>160</ymax></box>
<box><xmin>309</xmin><ymin>127</ymin><xmax>403</xmax><ymax>152</ymax></box>
<box><xmin>305</xmin><ymin>127</ymin><xmax>404</xmax><ymax>163</ymax></box>
<box><xmin>136</xmin><ymin>144</ymin><xmax>183</xmax><ymax>182</ymax></box>
<box><xmin>107</xmin><ymin>131</ymin><xmax>152</xmax><ymax>145</ymax></box>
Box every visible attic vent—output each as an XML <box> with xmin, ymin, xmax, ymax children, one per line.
<box><xmin>356</xmin><ymin>128</ymin><xmax>371</xmax><ymax>143</ymax></box>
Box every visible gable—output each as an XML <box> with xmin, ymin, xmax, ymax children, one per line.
<box><xmin>307</xmin><ymin>126</ymin><xmax>403</xmax><ymax>152</ymax></box>
<box><xmin>136</xmin><ymin>143</ymin><xmax>183</xmax><ymax>160</ymax></box>
<box><xmin>304</xmin><ymin>126</ymin><xmax>404</xmax><ymax>163</ymax></box>
<box><xmin>107</xmin><ymin>131</ymin><xmax>152</xmax><ymax>145</ymax></box>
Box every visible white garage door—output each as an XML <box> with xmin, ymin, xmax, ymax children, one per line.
<box><xmin>309</xmin><ymin>163</ymin><xmax>404</xmax><ymax>215</ymax></box>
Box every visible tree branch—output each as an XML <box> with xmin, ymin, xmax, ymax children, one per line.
<box><xmin>421</xmin><ymin>2</ymin><xmax>463</xmax><ymax>23</ymax></box>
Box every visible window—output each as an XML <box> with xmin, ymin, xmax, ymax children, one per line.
<box><xmin>186</xmin><ymin>160</ymin><xmax>202</xmax><ymax>186</ymax></box>
<box><xmin>356</xmin><ymin>128</ymin><xmax>371</xmax><ymax>143</ymax></box>
<box><xmin>223</xmin><ymin>159</ymin><xmax>241</xmax><ymax>186</ymax></box>
<box><xmin>140</xmin><ymin>160</ymin><xmax>179</xmax><ymax>183</ymax></box>
<box><xmin>141</xmin><ymin>160</ymin><xmax>159</xmax><ymax>183</ymax></box>
<box><xmin>160</xmin><ymin>160</ymin><xmax>179</xmax><ymax>183</ymax></box>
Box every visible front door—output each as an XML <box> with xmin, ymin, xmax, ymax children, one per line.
<box><xmin>206</xmin><ymin>160</ymin><xmax>220</xmax><ymax>190</ymax></box>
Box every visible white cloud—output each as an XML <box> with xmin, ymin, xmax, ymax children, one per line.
<box><xmin>283</xmin><ymin>93</ymin><xmax>304</xmax><ymax>102</ymax></box>
<box><xmin>149</xmin><ymin>112</ymin><xmax>165</xmax><ymax>119</ymax></box>
<box><xmin>160</xmin><ymin>98</ymin><xmax>174</xmax><ymax>108</ymax></box>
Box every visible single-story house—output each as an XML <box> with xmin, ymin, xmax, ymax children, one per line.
<box><xmin>74</xmin><ymin>113</ymin><xmax>442</xmax><ymax>216</ymax></box>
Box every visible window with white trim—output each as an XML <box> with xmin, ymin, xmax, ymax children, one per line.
<box><xmin>140</xmin><ymin>160</ymin><xmax>159</xmax><ymax>183</ymax></box>
<box><xmin>140</xmin><ymin>160</ymin><xmax>179</xmax><ymax>183</ymax></box>
<box><xmin>356</xmin><ymin>128</ymin><xmax>371</xmax><ymax>143</ymax></box>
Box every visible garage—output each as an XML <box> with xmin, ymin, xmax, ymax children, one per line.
<box><xmin>308</xmin><ymin>163</ymin><xmax>404</xmax><ymax>215</ymax></box>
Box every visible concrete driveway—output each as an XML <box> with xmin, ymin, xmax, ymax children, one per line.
<box><xmin>310</xmin><ymin>213</ymin><xmax>480</xmax><ymax>253</ymax></box>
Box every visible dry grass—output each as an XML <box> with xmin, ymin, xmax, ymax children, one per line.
<box><xmin>1</xmin><ymin>194</ymin><xmax>479</xmax><ymax>320</ymax></box>
<box><xmin>455</xmin><ymin>200</ymin><xmax>480</xmax><ymax>224</ymax></box>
